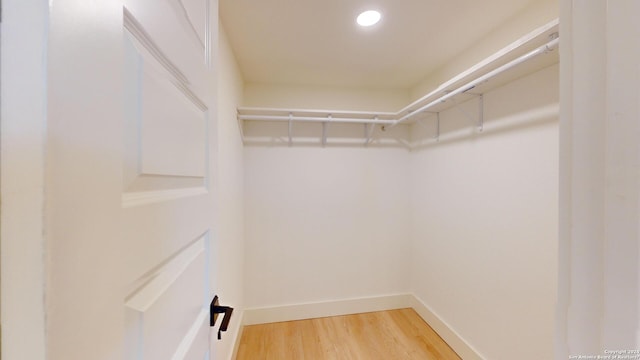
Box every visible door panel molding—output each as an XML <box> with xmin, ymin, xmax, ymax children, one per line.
<box><xmin>122</xmin><ymin>187</ymin><xmax>207</xmax><ymax>208</ymax></box>
<box><xmin>125</xmin><ymin>234</ymin><xmax>210</xmax><ymax>360</ymax></box>
<box><xmin>123</xmin><ymin>9</ymin><xmax>189</xmax><ymax>86</ymax></box>
<box><xmin>123</xmin><ymin>16</ymin><xmax>210</xmax><ymax>200</ymax></box>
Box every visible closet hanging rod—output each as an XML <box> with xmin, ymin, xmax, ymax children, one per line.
<box><xmin>392</xmin><ymin>36</ymin><xmax>559</xmax><ymax>126</ymax></box>
<box><xmin>236</xmin><ymin>106</ymin><xmax>396</xmax><ymax>118</ymax></box>
<box><xmin>396</xmin><ymin>20</ymin><xmax>558</xmax><ymax>117</ymax></box>
<box><xmin>237</xmin><ymin>114</ymin><xmax>396</xmax><ymax>125</ymax></box>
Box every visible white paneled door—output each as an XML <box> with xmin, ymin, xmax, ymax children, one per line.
<box><xmin>2</xmin><ymin>1</ymin><xmax>218</xmax><ymax>359</ymax></box>
<box><xmin>122</xmin><ymin>0</ymin><xmax>217</xmax><ymax>359</ymax></box>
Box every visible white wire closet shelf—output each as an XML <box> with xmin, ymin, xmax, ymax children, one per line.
<box><xmin>238</xmin><ymin>19</ymin><xmax>559</xmax><ymax>145</ymax></box>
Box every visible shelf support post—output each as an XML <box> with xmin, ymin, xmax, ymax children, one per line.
<box><xmin>364</xmin><ymin>117</ymin><xmax>377</xmax><ymax>146</ymax></box>
<box><xmin>322</xmin><ymin>115</ymin><xmax>330</xmax><ymax>147</ymax></box>
<box><xmin>478</xmin><ymin>94</ymin><xmax>484</xmax><ymax>132</ymax></box>
<box><xmin>288</xmin><ymin>112</ymin><xmax>293</xmax><ymax>146</ymax></box>
<box><xmin>435</xmin><ymin>112</ymin><xmax>440</xmax><ymax>141</ymax></box>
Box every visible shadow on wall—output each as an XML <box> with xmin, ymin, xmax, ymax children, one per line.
<box><xmin>242</xmin><ymin>121</ymin><xmax>412</xmax><ymax>149</ymax></box>
<box><xmin>410</xmin><ymin>100</ymin><xmax>559</xmax><ymax>151</ymax></box>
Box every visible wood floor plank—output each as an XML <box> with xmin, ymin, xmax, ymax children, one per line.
<box><xmin>236</xmin><ymin>309</ymin><xmax>462</xmax><ymax>360</ymax></box>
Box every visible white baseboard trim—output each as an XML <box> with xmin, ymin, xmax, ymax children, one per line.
<box><xmin>409</xmin><ymin>295</ymin><xmax>485</xmax><ymax>360</ymax></box>
<box><xmin>236</xmin><ymin>294</ymin><xmax>484</xmax><ymax>360</ymax></box>
<box><xmin>228</xmin><ymin>309</ymin><xmax>244</xmax><ymax>360</ymax></box>
<box><xmin>242</xmin><ymin>294</ymin><xmax>414</xmax><ymax>325</ymax></box>
<box><xmin>229</xmin><ymin>310</ymin><xmax>244</xmax><ymax>360</ymax></box>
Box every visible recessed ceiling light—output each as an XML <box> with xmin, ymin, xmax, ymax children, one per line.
<box><xmin>357</xmin><ymin>10</ymin><xmax>381</xmax><ymax>27</ymax></box>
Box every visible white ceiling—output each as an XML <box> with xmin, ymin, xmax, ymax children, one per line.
<box><xmin>219</xmin><ymin>0</ymin><xmax>538</xmax><ymax>89</ymax></box>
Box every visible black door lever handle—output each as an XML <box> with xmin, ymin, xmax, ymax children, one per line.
<box><xmin>210</xmin><ymin>295</ymin><xmax>233</xmax><ymax>340</ymax></box>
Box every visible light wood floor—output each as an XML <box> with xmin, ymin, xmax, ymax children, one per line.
<box><xmin>236</xmin><ymin>308</ymin><xmax>462</xmax><ymax>360</ymax></box>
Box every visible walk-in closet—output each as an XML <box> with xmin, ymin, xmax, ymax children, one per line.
<box><xmin>221</xmin><ymin>1</ymin><xmax>559</xmax><ymax>358</ymax></box>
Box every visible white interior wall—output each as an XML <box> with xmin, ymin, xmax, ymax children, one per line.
<box><xmin>1</xmin><ymin>2</ymin><xmax>49</xmax><ymax>359</ymax></box>
<box><xmin>243</xmin><ymin>146</ymin><xmax>411</xmax><ymax>308</ymax></box>
<box><xmin>600</xmin><ymin>1</ymin><xmax>639</xmax><ymax>348</ymax></box>
<box><xmin>215</xmin><ymin>24</ymin><xmax>245</xmax><ymax>360</ymax></box>
<box><xmin>558</xmin><ymin>0</ymin><xmax>640</xmax><ymax>356</ymax></box>
<box><xmin>410</xmin><ymin>64</ymin><xmax>558</xmax><ymax>359</ymax></box>
<box><xmin>242</xmin><ymin>75</ymin><xmax>413</xmax><ymax>313</ymax></box>
<box><xmin>244</xmin><ymin>83</ymin><xmax>409</xmax><ymax>112</ymax></box>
